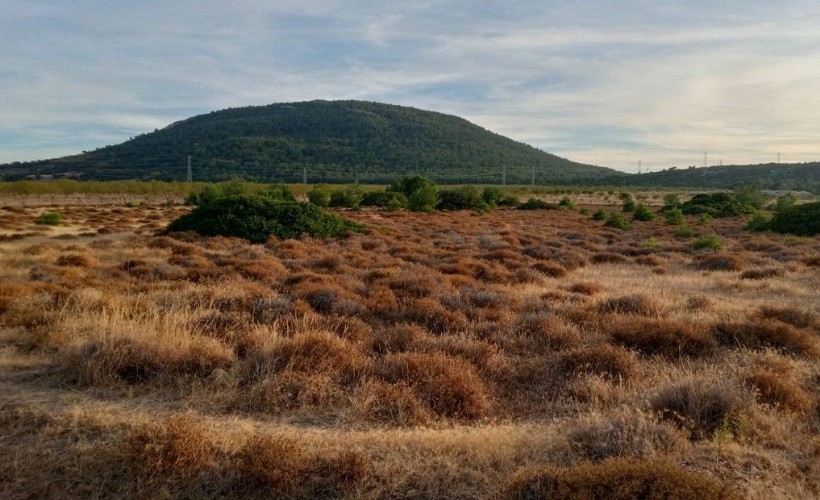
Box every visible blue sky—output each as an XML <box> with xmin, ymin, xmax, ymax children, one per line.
<box><xmin>2</xmin><ymin>1</ymin><xmax>819</xmax><ymax>171</ymax></box>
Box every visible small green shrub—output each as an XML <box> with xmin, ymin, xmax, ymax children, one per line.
<box><xmin>307</xmin><ymin>185</ymin><xmax>332</xmax><ymax>207</ymax></box>
<box><xmin>360</xmin><ymin>191</ymin><xmax>407</xmax><ymax>208</ymax></box>
<box><xmin>632</xmin><ymin>204</ymin><xmax>656</xmax><ymax>221</ymax></box>
<box><xmin>744</xmin><ymin>213</ymin><xmax>771</xmax><ymax>232</ymax></box>
<box><xmin>768</xmin><ymin>201</ymin><xmax>820</xmax><ymax>236</ymax></box>
<box><xmin>665</xmin><ymin>208</ymin><xmax>685</xmax><ymax>225</ymax></box>
<box><xmin>693</xmin><ymin>234</ymin><xmax>721</xmax><ymax>251</ymax></box>
<box><xmin>734</xmin><ymin>185</ymin><xmax>768</xmax><ymax>210</ymax></box>
<box><xmin>437</xmin><ymin>186</ymin><xmax>486</xmax><ymax>211</ymax></box>
<box><xmin>35</xmin><ymin>212</ymin><xmax>61</xmax><ymax>225</ymax></box>
<box><xmin>604</xmin><ymin>212</ymin><xmax>630</xmax><ymax>230</ymax></box>
<box><xmin>641</xmin><ymin>237</ymin><xmax>660</xmax><ymax>249</ymax></box>
<box><xmin>697</xmin><ymin>213</ymin><xmax>712</xmax><ymax>225</ymax></box>
<box><xmin>518</xmin><ymin>198</ymin><xmax>557</xmax><ymax>210</ymax></box>
<box><xmin>674</xmin><ymin>225</ymin><xmax>696</xmax><ymax>238</ymax></box>
<box><xmin>387</xmin><ymin>175</ymin><xmax>436</xmax><ymax>198</ymax></box>
<box><xmin>591</xmin><ymin>209</ymin><xmax>607</xmax><ymax>221</ymax></box>
<box><xmin>185</xmin><ymin>179</ymin><xmax>251</xmax><ymax>206</ymax></box>
<box><xmin>259</xmin><ymin>184</ymin><xmax>297</xmax><ymax>203</ymax></box>
<box><xmin>167</xmin><ymin>195</ymin><xmax>363</xmax><ymax>242</ymax></box>
<box><xmin>619</xmin><ymin>192</ymin><xmax>635</xmax><ymax>212</ymax></box>
<box><xmin>408</xmin><ymin>185</ymin><xmax>439</xmax><ymax>212</ymax></box>
<box><xmin>681</xmin><ymin>192</ymin><xmax>756</xmax><ymax>218</ymax></box>
<box><xmin>482</xmin><ymin>186</ymin><xmax>504</xmax><ymax>206</ymax></box>
<box><xmin>329</xmin><ymin>185</ymin><xmax>363</xmax><ymax>208</ymax></box>
<box><xmin>662</xmin><ymin>193</ymin><xmax>681</xmax><ymax>211</ymax></box>
<box><xmin>558</xmin><ymin>196</ymin><xmax>576</xmax><ymax>209</ymax></box>
<box><xmin>496</xmin><ymin>195</ymin><xmax>521</xmax><ymax>207</ymax></box>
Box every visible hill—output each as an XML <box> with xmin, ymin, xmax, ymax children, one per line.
<box><xmin>593</xmin><ymin>162</ymin><xmax>820</xmax><ymax>194</ymax></box>
<box><xmin>0</xmin><ymin>100</ymin><xmax>620</xmax><ymax>184</ymax></box>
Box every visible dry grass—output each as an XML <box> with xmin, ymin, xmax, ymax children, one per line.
<box><xmin>0</xmin><ymin>203</ymin><xmax>818</xmax><ymax>498</ymax></box>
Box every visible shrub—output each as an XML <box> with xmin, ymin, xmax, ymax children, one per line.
<box><xmin>774</xmin><ymin>193</ymin><xmax>797</xmax><ymax>213</ymax></box>
<box><xmin>619</xmin><ymin>192</ymin><xmax>635</xmax><ymax>212</ymax></box>
<box><xmin>329</xmin><ymin>185</ymin><xmax>363</xmax><ymax>208</ymax></box>
<box><xmin>769</xmin><ymin>201</ymin><xmax>820</xmax><ymax>236</ymax></box>
<box><xmin>437</xmin><ymin>186</ymin><xmax>487</xmax><ymax>211</ymax></box>
<box><xmin>591</xmin><ymin>208</ymin><xmax>607</xmax><ymax>221</ymax></box>
<box><xmin>674</xmin><ymin>225</ymin><xmax>696</xmax><ymax>238</ymax></box>
<box><xmin>695</xmin><ymin>253</ymin><xmax>744</xmax><ymax>271</ymax></box>
<box><xmin>568</xmin><ymin>282</ymin><xmax>601</xmax><ymax>295</ymax></box>
<box><xmin>360</xmin><ymin>190</ymin><xmax>407</xmax><ymax>208</ymax></box>
<box><xmin>740</xmin><ymin>267</ymin><xmax>783</xmax><ymax>280</ymax></box>
<box><xmin>482</xmin><ymin>186</ymin><xmax>505</xmax><ymax>206</ymax></box>
<box><xmin>604</xmin><ymin>212</ymin><xmax>630</xmax><ymax>230</ymax></box>
<box><xmin>258</xmin><ymin>183</ymin><xmax>297</xmax><ymax>203</ymax></box>
<box><xmin>744</xmin><ymin>213</ymin><xmax>771</xmax><ymax>231</ymax></box>
<box><xmin>502</xmin><ymin>459</ymin><xmax>737</xmax><ymax>500</ymax></box>
<box><xmin>126</xmin><ymin>414</ymin><xmax>217</xmax><ymax>476</ymax></box>
<box><xmin>713</xmin><ymin>321</ymin><xmax>818</xmax><ymax>357</ymax></box>
<box><xmin>651</xmin><ymin>377</ymin><xmax>753</xmax><ymax>440</ymax></box>
<box><xmin>35</xmin><ymin>212</ymin><xmax>61</xmax><ymax>225</ymax></box>
<box><xmin>512</xmin><ymin>312</ymin><xmax>580</xmax><ymax>353</ymax></box>
<box><xmin>517</xmin><ymin>198</ymin><xmax>557</xmax><ymax>210</ymax></box>
<box><xmin>632</xmin><ymin>204</ymin><xmax>656</xmax><ymax>221</ymax></box>
<box><xmin>607</xmin><ymin>317</ymin><xmax>717</xmax><ymax>358</ymax></box>
<box><xmin>665</xmin><ymin>208</ymin><xmax>685</xmax><ymax>225</ymax></box>
<box><xmin>407</xmin><ymin>184</ymin><xmax>439</xmax><ymax>212</ymax></box>
<box><xmin>592</xmin><ymin>252</ymin><xmax>628</xmax><ymax>264</ymax></box>
<box><xmin>598</xmin><ymin>294</ymin><xmax>659</xmax><ymax>316</ymax></box>
<box><xmin>682</xmin><ymin>192</ymin><xmax>757</xmax><ymax>217</ymax></box>
<box><xmin>693</xmin><ymin>234</ymin><xmax>721</xmax><ymax>251</ymax></box>
<box><xmin>697</xmin><ymin>213</ymin><xmax>712</xmax><ymax>225</ymax></box>
<box><xmin>756</xmin><ymin>305</ymin><xmax>815</xmax><ymax>328</ymax></box>
<box><xmin>185</xmin><ymin>178</ymin><xmax>250</xmax><ymax>206</ymax></box>
<box><xmin>388</xmin><ymin>175</ymin><xmax>436</xmax><ymax>198</ymax></box>
<box><xmin>496</xmin><ymin>195</ymin><xmax>521</xmax><ymax>207</ymax></box>
<box><xmin>558</xmin><ymin>196</ymin><xmax>576</xmax><ymax>209</ymax></box>
<box><xmin>167</xmin><ymin>195</ymin><xmax>363</xmax><ymax>243</ymax></box>
<box><xmin>307</xmin><ymin>185</ymin><xmax>332</xmax><ymax>207</ymax></box>
<box><xmin>558</xmin><ymin>344</ymin><xmax>637</xmax><ymax>380</ymax></box>
<box><xmin>662</xmin><ymin>193</ymin><xmax>681</xmax><ymax>211</ymax></box>
<box><xmin>353</xmin><ymin>380</ymin><xmax>432</xmax><ymax>426</ymax></box>
<box><xmin>734</xmin><ymin>185</ymin><xmax>768</xmax><ymax>209</ymax></box>
<box><xmin>743</xmin><ymin>370</ymin><xmax>811</xmax><ymax>413</ymax></box>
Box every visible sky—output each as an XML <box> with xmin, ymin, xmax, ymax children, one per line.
<box><xmin>2</xmin><ymin>1</ymin><xmax>819</xmax><ymax>172</ymax></box>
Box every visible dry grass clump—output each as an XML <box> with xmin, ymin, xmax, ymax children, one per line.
<box><xmin>531</xmin><ymin>261</ymin><xmax>568</xmax><ymax>278</ymax></box>
<box><xmin>236</xmin><ymin>435</ymin><xmax>367</xmax><ymax>498</ymax></box>
<box><xmin>695</xmin><ymin>253</ymin><xmax>745</xmax><ymax>271</ymax></box>
<box><xmin>246</xmin><ymin>371</ymin><xmax>345</xmax><ymax>412</ymax></box>
<box><xmin>55</xmin><ymin>253</ymin><xmax>93</xmax><ymax>267</ymax></box>
<box><xmin>740</xmin><ymin>267</ymin><xmax>784</xmax><ymax>280</ymax></box>
<box><xmin>591</xmin><ymin>252</ymin><xmax>629</xmax><ymax>264</ymax></box>
<box><xmin>370</xmin><ymin>324</ymin><xmax>425</xmax><ymax>354</ymax></box>
<box><xmin>377</xmin><ymin>352</ymin><xmax>491</xmax><ymax>420</ymax></box>
<box><xmin>557</xmin><ymin>344</ymin><xmax>637</xmax><ymax>380</ymax></box>
<box><xmin>651</xmin><ymin>377</ymin><xmax>754</xmax><ymax>440</ymax></box>
<box><xmin>126</xmin><ymin>414</ymin><xmax>218</xmax><ymax>476</ymax></box>
<box><xmin>501</xmin><ymin>458</ymin><xmax>738</xmax><ymax>500</ymax></box>
<box><xmin>713</xmin><ymin>321</ymin><xmax>818</xmax><ymax>357</ymax></box>
<box><xmin>597</xmin><ymin>294</ymin><xmax>660</xmax><ymax>316</ymax></box>
<box><xmin>755</xmin><ymin>305</ymin><xmax>816</xmax><ymax>329</ymax></box>
<box><xmin>567</xmin><ymin>410</ymin><xmax>689</xmax><ymax>462</ymax></box>
<box><xmin>742</xmin><ymin>369</ymin><xmax>812</xmax><ymax>414</ymax></box>
<box><xmin>510</xmin><ymin>312</ymin><xmax>581</xmax><ymax>353</ymax></box>
<box><xmin>352</xmin><ymin>379</ymin><xmax>433</xmax><ymax>426</ymax></box>
<box><xmin>567</xmin><ymin>281</ymin><xmax>602</xmax><ymax>295</ymax></box>
<box><xmin>399</xmin><ymin>297</ymin><xmax>469</xmax><ymax>334</ymax></box>
<box><xmin>607</xmin><ymin>317</ymin><xmax>717</xmax><ymax>358</ymax></box>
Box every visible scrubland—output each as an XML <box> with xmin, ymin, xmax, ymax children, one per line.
<box><xmin>0</xmin><ymin>202</ymin><xmax>817</xmax><ymax>499</ymax></box>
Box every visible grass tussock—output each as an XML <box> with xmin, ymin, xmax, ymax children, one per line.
<box><xmin>598</xmin><ymin>294</ymin><xmax>660</xmax><ymax>316</ymax></box>
<box><xmin>607</xmin><ymin>317</ymin><xmax>717</xmax><ymax>358</ymax></box>
<box><xmin>502</xmin><ymin>458</ymin><xmax>738</xmax><ymax>500</ymax></box>
<box><xmin>558</xmin><ymin>344</ymin><xmax>638</xmax><ymax>380</ymax></box>
<box><xmin>695</xmin><ymin>253</ymin><xmax>745</xmax><ymax>271</ymax></box>
<box><xmin>126</xmin><ymin>414</ymin><xmax>218</xmax><ymax>476</ymax></box>
<box><xmin>713</xmin><ymin>321</ymin><xmax>818</xmax><ymax>357</ymax></box>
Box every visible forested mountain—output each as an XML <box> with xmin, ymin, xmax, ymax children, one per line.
<box><xmin>594</xmin><ymin>163</ymin><xmax>820</xmax><ymax>193</ymax></box>
<box><xmin>0</xmin><ymin>100</ymin><xmax>620</xmax><ymax>184</ymax></box>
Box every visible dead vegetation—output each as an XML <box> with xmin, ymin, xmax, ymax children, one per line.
<box><xmin>0</xmin><ymin>202</ymin><xmax>818</xmax><ymax>498</ymax></box>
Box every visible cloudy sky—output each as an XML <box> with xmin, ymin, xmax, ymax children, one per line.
<box><xmin>2</xmin><ymin>1</ymin><xmax>819</xmax><ymax>171</ymax></box>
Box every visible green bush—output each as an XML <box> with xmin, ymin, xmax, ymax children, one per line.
<box><xmin>482</xmin><ymin>186</ymin><xmax>504</xmax><ymax>206</ymax></box>
<box><xmin>437</xmin><ymin>186</ymin><xmax>486</xmax><ymax>211</ymax></box>
<box><xmin>665</xmin><ymin>208</ymin><xmax>685</xmax><ymax>225</ymax></box>
<box><xmin>619</xmin><ymin>192</ymin><xmax>635</xmax><ymax>212</ymax></box>
<box><xmin>387</xmin><ymin>175</ymin><xmax>436</xmax><ymax>198</ymax></box>
<box><xmin>592</xmin><ymin>209</ymin><xmax>607</xmax><ymax>221</ymax></box>
<box><xmin>185</xmin><ymin>179</ymin><xmax>251</xmax><ymax>206</ymax></box>
<box><xmin>681</xmin><ymin>192</ymin><xmax>756</xmax><ymax>217</ymax></box>
<box><xmin>632</xmin><ymin>204</ymin><xmax>656</xmax><ymax>221</ymax></box>
<box><xmin>496</xmin><ymin>195</ymin><xmax>521</xmax><ymax>207</ymax></box>
<box><xmin>407</xmin><ymin>185</ymin><xmax>439</xmax><ymax>212</ymax></box>
<box><xmin>558</xmin><ymin>196</ymin><xmax>576</xmax><ymax>210</ymax></box>
<box><xmin>605</xmin><ymin>212</ymin><xmax>630</xmax><ymax>230</ymax></box>
<box><xmin>769</xmin><ymin>201</ymin><xmax>820</xmax><ymax>236</ymax></box>
<box><xmin>167</xmin><ymin>195</ymin><xmax>363</xmax><ymax>243</ymax></box>
<box><xmin>258</xmin><ymin>184</ymin><xmax>297</xmax><ymax>203</ymax></box>
<box><xmin>307</xmin><ymin>185</ymin><xmax>332</xmax><ymax>207</ymax></box>
<box><xmin>518</xmin><ymin>198</ymin><xmax>557</xmax><ymax>210</ymax></box>
<box><xmin>697</xmin><ymin>213</ymin><xmax>713</xmax><ymax>225</ymax></box>
<box><xmin>360</xmin><ymin>191</ymin><xmax>407</xmax><ymax>208</ymax></box>
<box><xmin>329</xmin><ymin>185</ymin><xmax>363</xmax><ymax>208</ymax></box>
<box><xmin>35</xmin><ymin>212</ymin><xmax>61</xmax><ymax>225</ymax></box>
<box><xmin>662</xmin><ymin>193</ymin><xmax>681</xmax><ymax>211</ymax></box>
<box><xmin>774</xmin><ymin>193</ymin><xmax>797</xmax><ymax>213</ymax></box>
<box><xmin>744</xmin><ymin>213</ymin><xmax>772</xmax><ymax>232</ymax></box>
<box><xmin>674</xmin><ymin>225</ymin><xmax>696</xmax><ymax>238</ymax></box>
<box><xmin>734</xmin><ymin>185</ymin><xmax>768</xmax><ymax>210</ymax></box>
<box><xmin>693</xmin><ymin>234</ymin><xmax>722</xmax><ymax>251</ymax></box>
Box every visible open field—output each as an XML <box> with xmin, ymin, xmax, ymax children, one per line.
<box><xmin>1</xmin><ymin>203</ymin><xmax>818</xmax><ymax>498</ymax></box>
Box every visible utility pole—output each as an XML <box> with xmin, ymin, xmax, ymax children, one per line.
<box><xmin>303</xmin><ymin>167</ymin><xmax>307</xmax><ymax>185</ymax></box>
<box><xmin>186</xmin><ymin>155</ymin><xmax>192</xmax><ymax>183</ymax></box>
<box><xmin>502</xmin><ymin>165</ymin><xmax>506</xmax><ymax>186</ymax></box>
<box><xmin>703</xmin><ymin>152</ymin><xmax>708</xmax><ymax>168</ymax></box>
<box><xmin>638</xmin><ymin>160</ymin><xmax>642</xmax><ymax>174</ymax></box>
<box><xmin>777</xmin><ymin>152</ymin><xmax>781</xmax><ymax>163</ymax></box>
<box><xmin>531</xmin><ymin>165</ymin><xmax>535</xmax><ymax>186</ymax></box>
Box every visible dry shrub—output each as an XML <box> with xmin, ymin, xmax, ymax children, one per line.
<box><xmin>531</xmin><ymin>261</ymin><xmax>568</xmax><ymax>278</ymax></box>
<box><xmin>740</xmin><ymin>267</ymin><xmax>784</xmax><ymax>280</ymax></box>
<box><xmin>592</xmin><ymin>252</ymin><xmax>629</xmax><ymax>264</ymax></box>
<box><xmin>511</xmin><ymin>312</ymin><xmax>581</xmax><ymax>353</ymax></box>
<box><xmin>364</xmin><ymin>284</ymin><xmax>398</xmax><ymax>315</ymax></box>
<box><xmin>413</xmin><ymin>335</ymin><xmax>503</xmax><ymax>371</ymax></box>
<box><xmin>651</xmin><ymin>267</ymin><xmax>667</xmax><ymax>275</ymax></box>
<box><xmin>353</xmin><ymin>380</ymin><xmax>432</xmax><ymax>426</ymax></box>
<box><xmin>558</xmin><ymin>344</ymin><xmax>637</xmax><ymax>380</ymax></box>
<box><xmin>636</xmin><ymin>255</ymin><xmax>663</xmax><ymax>267</ymax></box>
<box><xmin>483</xmin><ymin>248</ymin><xmax>521</xmax><ymax>262</ymax></box>
<box><xmin>756</xmin><ymin>306</ymin><xmax>816</xmax><ymax>329</ymax></box>
<box><xmin>607</xmin><ymin>317</ymin><xmax>717</xmax><ymax>358</ymax></box>
<box><xmin>242</xmin><ymin>331</ymin><xmax>369</xmax><ymax>386</ymax></box>
<box><xmin>55</xmin><ymin>253</ymin><xmax>93</xmax><ymax>267</ymax></box>
<box><xmin>743</xmin><ymin>370</ymin><xmax>812</xmax><ymax>413</ymax></box>
<box><xmin>247</xmin><ymin>371</ymin><xmax>344</xmax><ymax>411</ymax></box>
<box><xmin>695</xmin><ymin>253</ymin><xmax>745</xmax><ymax>271</ymax></box>
<box><xmin>502</xmin><ymin>458</ymin><xmax>737</xmax><ymax>500</ymax></box>
<box><xmin>803</xmin><ymin>255</ymin><xmax>820</xmax><ymax>267</ymax></box>
<box><xmin>713</xmin><ymin>321</ymin><xmax>818</xmax><ymax>357</ymax></box>
<box><xmin>686</xmin><ymin>295</ymin><xmax>712</xmax><ymax>311</ymax></box>
<box><xmin>377</xmin><ymin>352</ymin><xmax>491</xmax><ymax>420</ymax></box>
<box><xmin>567</xmin><ymin>410</ymin><xmax>688</xmax><ymax>462</ymax></box>
<box><xmin>399</xmin><ymin>297</ymin><xmax>468</xmax><ymax>334</ymax></box>
<box><xmin>598</xmin><ymin>294</ymin><xmax>660</xmax><ymax>316</ymax></box>
<box><xmin>386</xmin><ymin>271</ymin><xmax>446</xmax><ymax>299</ymax></box>
<box><xmin>236</xmin><ymin>435</ymin><xmax>367</xmax><ymax>497</ymax></box>
<box><xmin>126</xmin><ymin>414</ymin><xmax>217</xmax><ymax>476</ymax></box>
<box><xmin>76</xmin><ymin>336</ymin><xmax>234</xmax><ymax>386</ymax></box>
<box><xmin>0</xmin><ymin>282</ymin><xmax>30</xmax><ymax>315</ymax></box>
<box><xmin>371</xmin><ymin>324</ymin><xmax>426</xmax><ymax>354</ymax></box>
<box><xmin>651</xmin><ymin>377</ymin><xmax>754</xmax><ymax>440</ymax></box>
<box><xmin>568</xmin><ymin>282</ymin><xmax>602</xmax><ymax>295</ymax></box>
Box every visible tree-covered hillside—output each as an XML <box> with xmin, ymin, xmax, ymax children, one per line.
<box><xmin>0</xmin><ymin>100</ymin><xmax>620</xmax><ymax>184</ymax></box>
<box><xmin>594</xmin><ymin>163</ymin><xmax>820</xmax><ymax>193</ymax></box>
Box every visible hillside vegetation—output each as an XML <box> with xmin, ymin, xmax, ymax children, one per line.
<box><xmin>0</xmin><ymin>100</ymin><xmax>619</xmax><ymax>184</ymax></box>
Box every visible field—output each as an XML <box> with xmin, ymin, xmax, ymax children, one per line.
<box><xmin>1</xmin><ymin>200</ymin><xmax>818</xmax><ymax>498</ymax></box>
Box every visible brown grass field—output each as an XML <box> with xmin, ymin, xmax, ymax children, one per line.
<box><xmin>0</xmin><ymin>201</ymin><xmax>818</xmax><ymax>499</ymax></box>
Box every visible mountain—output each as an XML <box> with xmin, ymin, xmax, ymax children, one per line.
<box><xmin>0</xmin><ymin>100</ymin><xmax>621</xmax><ymax>184</ymax></box>
<box><xmin>593</xmin><ymin>162</ymin><xmax>820</xmax><ymax>194</ymax></box>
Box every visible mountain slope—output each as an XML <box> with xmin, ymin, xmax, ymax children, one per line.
<box><xmin>0</xmin><ymin>100</ymin><xmax>621</xmax><ymax>184</ymax></box>
<box><xmin>594</xmin><ymin>163</ymin><xmax>820</xmax><ymax>193</ymax></box>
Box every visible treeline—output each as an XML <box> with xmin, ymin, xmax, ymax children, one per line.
<box><xmin>0</xmin><ymin>100</ymin><xmax>618</xmax><ymax>183</ymax></box>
